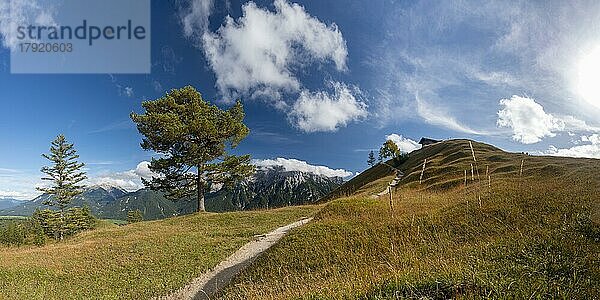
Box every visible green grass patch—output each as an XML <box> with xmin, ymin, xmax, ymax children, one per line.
<box><xmin>0</xmin><ymin>216</ymin><xmax>28</xmax><ymax>219</ymax></box>
<box><xmin>0</xmin><ymin>205</ymin><xmax>320</xmax><ymax>299</ymax></box>
<box><xmin>101</xmin><ymin>219</ymin><xmax>128</xmax><ymax>226</ymax></box>
<box><xmin>0</xmin><ymin>217</ymin><xmax>27</xmax><ymax>228</ymax></box>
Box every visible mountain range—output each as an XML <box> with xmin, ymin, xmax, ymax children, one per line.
<box><xmin>0</xmin><ymin>198</ymin><xmax>25</xmax><ymax>210</ymax></box>
<box><xmin>0</xmin><ymin>167</ymin><xmax>343</xmax><ymax>220</ymax></box>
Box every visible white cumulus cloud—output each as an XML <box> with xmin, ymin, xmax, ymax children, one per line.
<box><xmin>201</xmin><ymin>0</ymin><xmax>347</xmax><ymax>100</ymax></box>
<box><xmin>179</xmin><ymin>0</ymin><xmax>364</xmax><ymax>132</ymax></box>
<box><xmin>497</xmin><ymin>95</ymin><xmax>565</xmax><ymax>144</ymax></box>
<box><xmin>385</xmin><ymin>134</ymin><xmax>421</xmax><ymax>153</ymax></box>
<box><xmin>253</xmin><ymin>157</ymin><xmax>353</xmax><ymax>178</ymax></box>
<box><xmin>289</xmin><ymin>82</ymin><xmax>367</xmax><ymax>132</ymax></box>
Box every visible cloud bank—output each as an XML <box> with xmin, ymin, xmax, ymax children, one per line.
<box><xmin>543</xmin><ymin>134</ymin><xmax>600</xmax><ymax>159</ymax></box>
<box><xmin>0</xmin><ymin>169</ymin><xmax>41</xmax><ymax>200</ymax></box>
<box><xmin>253</xmin><ymin>157</ymin><xmax>353</xmax><ymax>178</ymax></box>
<box><xmin>0</xmin><ymin>189</ymin><xmax>30</xmax><ymax>199</ymax></box>
<box><xmin>497</xmin><ymin>95</ymin><xmax>600</xmax><ymax>144</ymax></box>
<box><xmin>88</xmin><ymin>161</ymin><xmax>158</xmax><ymax>191</ymax></box>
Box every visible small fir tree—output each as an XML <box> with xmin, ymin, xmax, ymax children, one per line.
<box><xmin>127</xmin><ymin>209</ymin><xmax>144</xmax><ymax>224</ymax></box>
<box><xmin>37</xmin><ymin>135</ymin><xmax>87</xmax><ymax>239</ymax></box>
<box><xmin>367</xmin><ymin>150</ymin><xmax>376</xmax><ymax>166</ymax></box>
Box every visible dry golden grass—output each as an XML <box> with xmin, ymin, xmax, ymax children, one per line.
<box><xmin>217</xmin><ymin>140</ymin><xmax>600</xmax><ymax>299</ymax></box>
<box><xmin>0</xmin><ymin>205</ymin><xmax>320</xmax><ymax>299</ymax></box>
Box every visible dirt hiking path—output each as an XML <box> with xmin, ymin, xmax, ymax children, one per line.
<box><xmin>160</xmin><ymin>217</ymin><xmax>313</xmax><ymax>300</ymax></box>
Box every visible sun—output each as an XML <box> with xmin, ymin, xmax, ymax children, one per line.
<box><xmin>577</xmin><ymin>47</ymin><xmax>600</xmax><ymax>110</ymax></box>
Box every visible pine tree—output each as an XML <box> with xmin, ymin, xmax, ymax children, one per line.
<box><xmin>367</xmin><ymin>150</ymin><xmax>376</xmax><ymax>166</ymax></box>
<box><xmin>37</xmin><ymin>135</ymin><xmax>87</xmax><ymax>212</ymax></box>
<box><xmin>130</xmin><ymin>86</ymin><xmax>254</xmax><ymax>212</ymax></box>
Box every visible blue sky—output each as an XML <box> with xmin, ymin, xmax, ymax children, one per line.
<box><xmin>1</xmin><ymin>0</ymin><xmax>600</xmax><ymax>199</ymax></box>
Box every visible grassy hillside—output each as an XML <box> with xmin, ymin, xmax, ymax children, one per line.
<box><xmin>217</xmin><ymin>139</ymin><xmax>600</xmax><ymax>299</ymax></box>
<box><xmin>0</xmin><ymin>205</ymin><xmax>319</xmax><ymax>299</ymax></box>
<box><xmin>319</xmin><ymin>158</ymin><xmax>396</xmax><ymax>202</ymax></box>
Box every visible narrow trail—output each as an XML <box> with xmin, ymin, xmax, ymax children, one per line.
<box><xmin>160</xmin><ymin>217</ymin><xmax>313</xmax><ymax>300</ymax></box>
<box><xmin>372</xmin><ymin>163</ymin><xmax>404</xmax><ymax>199</ymax></box>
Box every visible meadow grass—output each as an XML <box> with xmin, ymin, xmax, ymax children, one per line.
<box><xmin>101</xmin><ymin>219</ymin><xmax>128</xmax><ymax>226</ymax></box>
<box><xmin>0</xmin><ymin>217</ymin><xmax>27</xmax><ymax>228</ymax></box>
<box><xmin>0</xmin><ymin>205</ymin><xmax>320</xmax><ymax>299</ymax></box>
<box><xmin>217</xmin><ymin>140</ymin><xmax>600</xmax><ymax>299</ymax></box>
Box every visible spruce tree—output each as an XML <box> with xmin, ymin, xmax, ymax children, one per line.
<box><xmin>367</xmin><ymin>150</ymin><xmax>376</xmax><ymax>166</ymax></box>
<box><xmin>37</xmin><ymin>135</ymin><xmax>87</xmax><ymax>239</ymax></box>
<box><xmin>37</xmin><ymin>135</ymin><xmax>87</xmax><ymax>212</ymax></box>
<box><xmin>130</xmin><ymin>86</ymin><xmax>254</xmax><ymax>212</ymax></box>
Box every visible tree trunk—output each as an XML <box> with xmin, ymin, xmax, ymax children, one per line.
<box><xmin>59</xmin><ymin>208</ymin><xmax>65</xmax><ymax>240</ymax></box>
<box><xmin>197</xmin><ymin>173</ymin><xmax>205</xmax><ymax>212</ymax></box>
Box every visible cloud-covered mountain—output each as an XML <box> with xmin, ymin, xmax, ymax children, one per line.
<box><xmin>253</xmin><ymin>157</ymin><xmax>353</xmax><ymax>178</ymax></box>
<box><xmin>205</xmin><ymin>165</ymin><xmax>343</xmax><ymax>212</ymax></box>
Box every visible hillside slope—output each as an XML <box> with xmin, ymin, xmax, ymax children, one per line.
<box><xmin>218</xmin><ymin>139</ymin><xmax>600</xmax><ymax>299</ymax></box>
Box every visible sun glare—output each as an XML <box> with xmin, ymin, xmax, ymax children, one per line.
<box><xmin>577</xmin><ymin>47</ymin><xmax>600</xmax><ymax>110</ymax></box>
